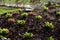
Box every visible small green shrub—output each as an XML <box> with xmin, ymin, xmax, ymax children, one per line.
<box><xmin>44</xmin><ymin>22</ymin><xmax>54</xmax><ymax>29</ymax></box>
<box><xmin>0</xmin><ymin>28</ymin><xmax>9</xmax><ymax>39</ymax></box>
<box><xmin>56</xmin><ymin>12</ymin><xmax>60</xmax><ymax>16</ymax></box>
<box><xmin>24</xmin><ymin>32</ymin><xmax>34</xmax><ymax>39</ymax></box>
<box><xmin>57</xmin><ymin>18</ymin><xmax>60</xmax><ymax>23</ymax></box>
<box><xmin>42</xmin><ymin>6</ymin><xmax>48</xmax><ymax>11</ymax></box>
<box><xmin>47</xmin><ymin>36</ymin><xmax>54</xmax><ymax>40</ymax></box>
<box><xmin>0</xmin><ymin>35</ymin><xmax>3</xmax><ymax>39</ymax></box>
<box><xmin>16</xmin><ymin>8</ymin><xmax>24</xmax><ymax>12</ymax></box>
<box><xmin>0</xmin><ymin>28</ymin><xmax>2</xmax><ymax>34</ymax></box>
<box><xmin>53</xmin><ymin>3</ymin><xmax>59</xmax><ymax>7</ymax></box>
<box><xmin>0</xmin><ymin>13</ymin><xmax>7</xmax><ymax>16</ymax></box>
<box><xmin>35</xmin><ymin>15</ymin><xmax>42</xmax><ymax>20</ymax></box>
<box><xmin>6</xmin><ymin>13</ymin><xmax>13</xmax><ymax>18</ymax></box>
<box><xmin>17</xmin><ymin>20</ymin><xmax>25</xmax><ymax>26</ymax></box>
<box><xmin>21</xmin><ymin>13</ymin><xmax>28</xmax><ymax>18</ymax></box>
<box><xmin>2</xmin><ymin>28</ymin><xmax>9</xmax><ymax>35</ymax></box>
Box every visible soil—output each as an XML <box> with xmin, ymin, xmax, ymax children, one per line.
<box><xmin>0</xmin><ymin>2</ymin><xmax>60</xmax><ymax>40</ymax></box>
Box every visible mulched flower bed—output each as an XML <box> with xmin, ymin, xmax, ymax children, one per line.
<box><xmin>0</xmin><ymin>2</ymin><xmax>60</xmax><ymax>40</ymax></box>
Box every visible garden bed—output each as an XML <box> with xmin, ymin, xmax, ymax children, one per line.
<box><xmin>0</xmin><ymin>2</ymin><xmax>60</xmax><ymax>40</ymax></box>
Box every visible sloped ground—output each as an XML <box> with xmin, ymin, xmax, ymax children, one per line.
<box><xmin>0</xmin><ymin>2</ymin><xmax>60</xmax><ymax>40</ymax></box>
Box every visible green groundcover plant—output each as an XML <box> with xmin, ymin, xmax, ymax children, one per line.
<box><xmin>0</xmin><ymin>28</ymin><xmax>2</xmax><ymax>34</ymax></box>
<box><xmin>57</xmin><ymin>18</ymin><xmax>60</xmax><ymax>23</ymax></box>
<box><xmin>17</xmin><ymin>20</ymin><xmax>26</xmax><ymax>26</ymax></box>
<box><xmin>47</xmin><ymin>36</ymin><xmax>54</xmax><ymax>40</ymax></box>
<box><xmin>2</xmin><ymin>28</ymin><xmax>9</xmax><ymax>35</ymax></box>
<box><xmin>42</xmin><ymin>6</ymin><xmax>48</xmax><ymax>11</ymax></box>
<box><xmin>21</xmin><ymin>13</ymin><xmax>28</xmax><ymax>18</ymax></box>
<box><xmin>23</xmin><ymin>32</ymin><xmax>34</xmax><ymax>39</ymax></box>
<box><xmin>53</xmin><ymin>3</ymin><xmax>60</xmax><ymax>7</ymax></box>
<box><xmin>0</xmin><ymin>28</ymin><xmax>9</xmax><ymax>39</ymax></box>
<box><xmin>44</xmin><ymin>21</ymin><xmax>54</xmax><ymax>29</ymax></box>
<box><xmin>0</xmin><ymin>35</ymin><xmax>3</xmax><ymax>39</ymax></box>
<box><xmin>56</xmin><ymin>11</ymin><xmax>60</xmax><ymax>16</ymax></box>
<box><xmin>0</xmin><ymin>13</ymin><xmax>7</xmax><ymax>16</ymax></box>
<box><xmin>35</xmin><ymin>15</ymin><xmax>42</xmax><ymax>20</ymax></box>
<box><xmin>0</xmin><ymin>28</ymin><xmax>9</xmax><ymax>35</ymax></box>
<box><xmin>6</xmin><ymin>13</ymin><xmax>13</xmax><ymax>18</ymax></box>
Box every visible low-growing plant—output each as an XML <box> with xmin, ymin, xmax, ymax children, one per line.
<box><xmin>0</xmin><ymin>28</ymin><xmax>2</xmax><ymax>34</ymax></box>
<box><xmin>6</xmin><ymin>13</ymin><xmax>13</xmax><ymax>18</ymax></box>
<box><xmin>44</xmin><ymin>22</ymin><xmax>54</xmax><ymax>29</ymax></box>
<box><xmin>23</xmin><ymin>32</ymin><xmax>34</xmax><ymax>39</ymax></box>
<box><xmin>47</xmin><ymin>36</ymin><xmax>54</xmax><ymax>40</ymax></box>
<box><xmin>17</xmin><ymin>20</ymin><xmax>25</xmax><ymax>26</ymax></box>
<box><xmin>56</xmin><ymin>11</ymin><xmax>60</xmax><ymax>16</ymax></box>
<box><xmin>42</xmin><ymin>6</ymin><xmax>48</xmax><ymax>11</ymax></box>
<box><xmin>53</xmin><ymin>3</ymin><xmax>59</xmax><ymax>7</ymax></box>
<box><xmin>16</xmin><ymin>8</ymin><xmax>24</xmax><ymax>12</ymax></box>
<box><xmin>0</xmin><ymin>35</ymin><xmax>3</xmax><ymax>39</ymax></box>
<box><xmin>35</xmin><ymin>15</ymin><xmax>42</xmax><ymax>20</ymax></box>
<box><xmin>57</xmin><ymin>18</ymin><xmax>60</xmax><ymax>23</ymax></box>
<box><xmin>21</xmin><ymin>13</ymin><xmax>28</xmax><ymax>18</ymax></box>
<box><xmin>2</xmin><ymin>28</ymin><xmax>9</xmax><ymax>35</ymax></box>
<box><xmin>0</xmin><ymin>13</ymin><xmax>7</xmax><ymax>16</ymax></box>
